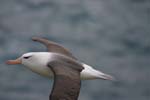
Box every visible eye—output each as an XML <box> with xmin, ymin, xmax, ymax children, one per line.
<box><xmin>23</xmin><ymin>56</ymin><xmax>31</xmax><ymax>59</ymax></box>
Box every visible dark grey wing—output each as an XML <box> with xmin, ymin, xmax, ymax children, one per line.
<box><xmin>48</xmin><ymin>60</ymin><xmax>83</xmax><ymax>100</ymax></box>
<box><xmin>32</xmin><ymin>37</ymin><xmax>77</xmax><ymax>60</ymax></box>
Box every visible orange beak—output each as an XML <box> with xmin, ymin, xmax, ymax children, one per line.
<box><xmin>6</xmin><ymin>58</ymin><xmax>21</xmax><ymax>65</ymax></box>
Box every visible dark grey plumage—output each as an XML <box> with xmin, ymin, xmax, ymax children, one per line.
<box><xmin>32</xmin><ymin>37</ymin><xmax>77</xmax><ymax>60</ymax></box>
<box><xmin>32</xmin><ymin>37</ymin><xmax>83</xmax><ymax>100</ymax></box>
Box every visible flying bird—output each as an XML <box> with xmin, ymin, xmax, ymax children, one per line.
<box><xmin>6</xmin><ymin>37</ymin><xmax>114</xmax><ymax>100</ymax></box>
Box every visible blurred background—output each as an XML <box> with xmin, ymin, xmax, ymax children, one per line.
<box><xmin>0</xmin><ymin>0</ymin><xmax>150</xmax><ymax>100</ymax></box>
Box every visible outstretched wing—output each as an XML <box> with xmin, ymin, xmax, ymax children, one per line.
<box><xmin>48</xmin><ymin>59</ymin><xmax>83</xmax><ymax>100</ymax></box>
<box><xmin>32</xmin><ymin>37</ymin><xmax>77</xmax><ymax>60</ymax></box>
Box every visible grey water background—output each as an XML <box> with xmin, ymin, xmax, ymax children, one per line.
<box><xmin>0</xmin><ymin>0</ymin><xmax>150</xmax><ymax>100</ymax></box>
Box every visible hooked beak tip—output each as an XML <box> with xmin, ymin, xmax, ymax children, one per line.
<box><xmin>6</xmin><ymin>60</ymin><xmax>10</xmax><ymax>64</ymax></box>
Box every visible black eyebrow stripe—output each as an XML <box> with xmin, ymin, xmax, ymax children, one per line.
<box><xmin>23</xmin><ymin>56</ymin><xmax>32</xmax><ymax>59</ymax></box>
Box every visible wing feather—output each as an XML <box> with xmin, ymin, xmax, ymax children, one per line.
<box><xmin>48</xmin><ymin>60</ymin><xmax>83</xmax><ymax>100</ymax></box>
<box><xmin>32</xmin><ymin>37</ymin><xmax>77</xmax><ymax>60</ymax></box>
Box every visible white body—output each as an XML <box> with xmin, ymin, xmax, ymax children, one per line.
<box><xmin>21</xmin><ymin>52</ymin><xmax>113</xmax><ymax>80</ymax></box>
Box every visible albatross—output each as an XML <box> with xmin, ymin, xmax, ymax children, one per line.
<box><xmin>6</xmin><ymin>37</ymin><xmax>114</xmax><ymax>100</ymax></box>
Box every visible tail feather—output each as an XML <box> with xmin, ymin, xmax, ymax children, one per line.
<box><xmin>81</xmin><ymin>63</ymin><xmax>114</xmax><ymax>80</ymax></box>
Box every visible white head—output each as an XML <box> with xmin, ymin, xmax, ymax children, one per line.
<box><xmin>6</xmin><ymin>52</ymin><xmax>51</xmax><ymax>67</ymax></box>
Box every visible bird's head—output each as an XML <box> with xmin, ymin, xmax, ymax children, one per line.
<box><xmin>6</xmin><ymin>52</ymin><xmax>50</xmax><ymax>67</ymax></box>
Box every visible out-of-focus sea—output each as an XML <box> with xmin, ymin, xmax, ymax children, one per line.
<box><xmin>0</xmin><ymin>0</ymin><xmax>150</xmax><ymax>100</ymax></box>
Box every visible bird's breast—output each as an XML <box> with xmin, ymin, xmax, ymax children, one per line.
<box><xmin>25</xmin><ymin>64</ymin><xmax>54</xmax><ymax>78</ymax></box>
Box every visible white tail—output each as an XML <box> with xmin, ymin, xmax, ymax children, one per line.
<box><xmin>80</xmin><ymin>63</ymin><xmax>114</xmax><ymax>80</ymax></box>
